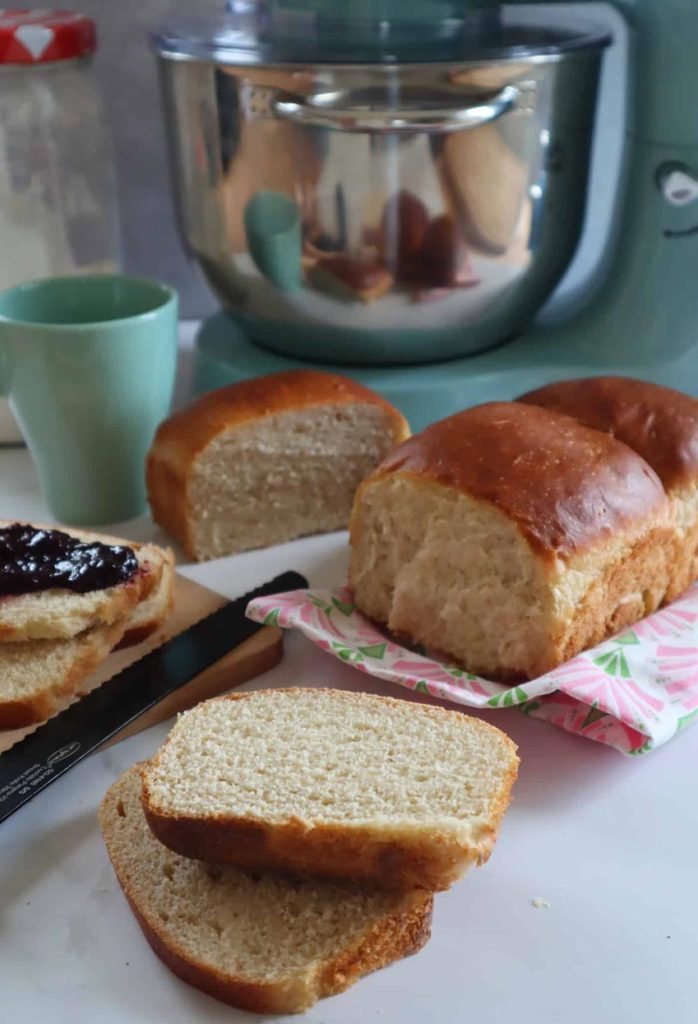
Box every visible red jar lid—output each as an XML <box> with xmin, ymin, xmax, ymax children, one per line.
<box><xmin>0</xmin><ymin>9</ymin><xmax>96</xmax><ymax>64</ymax></box>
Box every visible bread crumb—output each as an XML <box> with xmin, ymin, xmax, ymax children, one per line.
<box><xmin>531</xmin><ymin>897</ymin><xmax>551</xmax><ymax>909</ymax></box>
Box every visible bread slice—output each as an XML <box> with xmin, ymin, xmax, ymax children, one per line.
<box><xmin>101</xmin><ymin>766</ymin><xmax>433</xmax><ymax>1015</ymax></box>
<box><xmin>349</xmin><ymin>402</ymin><xmax>676</xmax><ymax>681</ymax></box>
<box><xmin>0</xmin><ymin>619</ymin><xmax>128</xmax><ymax>728</ymax></box>
<box><xmin>117</xmin><ymin>546</ymin><xmax>175</xmax><ymax>650</ymax></box>
<box><xmin>146</xmin><ymin>370</ymin><xmax>410</xmax><ymax>561</ymax></box>
<box><xmin>0</xmin><ymin>522</ymin><xmax>169</xmax><ymax>643</ymax></box>
<box><xmin>518</xmin><ymin>376</ymin><xmax>698</xmax><ymax>602</ymax></box>
<box><xmin>140</xmin><ymin>689</ymin><xmax>519</xmax><ymax>891</ymax></box>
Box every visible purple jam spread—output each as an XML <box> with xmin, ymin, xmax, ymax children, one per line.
<box><xmin>0</xmin><ymin>523</ymin><xmax>138</xmax><ymax>596</ymax></box>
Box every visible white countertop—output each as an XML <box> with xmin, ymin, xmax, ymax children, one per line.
<box><xmin>1</xmin><ymin>336</ymin><xmax>696</xmax><ymax>1024</ymax></box>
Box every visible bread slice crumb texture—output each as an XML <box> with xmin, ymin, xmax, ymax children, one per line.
<box><xmin>0</xmin><ymin>566</ymin><xmax>142</xmax><ymax>642</ymax></box>
<box><xmin>100</xmin><ymin>767</ymin><xmax>432</xmax><ymax>1013</ymax></box>
<box><xmin>0</xmin><ymin>619</ymin><xmax>128</xmax><ymax>728</ymax></box>
<box><xmin>143</xmin><ymin>689</ymin><xmax>518</xmax><ymax>836</ymax></box>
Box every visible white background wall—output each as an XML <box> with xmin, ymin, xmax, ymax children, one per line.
<box><xmin>44</xmin><ymin>1</ymin><xmax>627</xmax><ymax>319</ymax></box>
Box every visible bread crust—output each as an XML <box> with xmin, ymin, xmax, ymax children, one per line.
<box><xmin>145</xmin><ymin>370</ymin><xmax>410</xmax><ymax>559</ymax></box>
<box><xmin>140</xmin><ymin>689</ymin><xmax>518</xmax><ymax>890</ymax></box>
<box><xmin>557</xmin><ymin>523</ymin><xmax>676</xmax><ymax>665</ymax></box>
<box><xmin>519</xmin><ymin>377</ymin><xmax>698</xmax><ymax>601</ymax></box>
<box><xmin>364</xmin><ymin>401</ymin><xmax>669</xmax><ymax>561</ymax></box>
<box><xmin>123</xmin><ymin>883</ymin><xmax>432</xmax><ymax>1014</ymax></box>
<box><xmin>519</xmin><ymin>376</ymin><xmax>698</xmax><ymax>492</ymax></box>
<box><xmin>668</xmin><ymin>515</ymin><xmax>698</xmax><ymax>602</ymax></box>
<box><xmin>115</xmin><ymin>548</ymin><xmax>175</xmax><ymax>651</ymax></box>
<box><xmin>143</xmin><ymin>810</ymin><xmax>473</xmax><ymax>892</ymax></box>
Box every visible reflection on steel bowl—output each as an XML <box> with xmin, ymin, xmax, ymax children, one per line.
<box><xmin>154</xmin><ymin>29</ymin><xmax>608</xmax><ymax>365</ymax></box>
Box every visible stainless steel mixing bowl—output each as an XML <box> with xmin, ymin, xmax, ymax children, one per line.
<box><xmin>153</xmin><ymin>11</ymin><xmax>610</xmax><ymax>364</ymax></box>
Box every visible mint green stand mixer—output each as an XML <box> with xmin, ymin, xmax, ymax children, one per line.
<box><xmin>153</xmin><ymin>0</ymin><xmax>698</xmax><ymax>429</ymax></box>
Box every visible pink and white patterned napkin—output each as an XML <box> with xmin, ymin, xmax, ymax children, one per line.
<box><xmin>247</xmin><ymin>586</ymin><xmax>698</xmax><ymax>755</ymax></box>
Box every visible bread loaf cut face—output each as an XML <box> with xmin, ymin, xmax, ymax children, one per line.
<box><xmin>349</xmin><ymin>402</ymin><xmax>677</xmax><ymax>681</ymax></box>
<box><xmin>519</xmin><ymin>376</ymin><xmax>698</xmax><ymax>602</ymax></box>
<box><xmin>146</xmin><ymin>370</ymin><xmax>410</xmax><ymax>561</ymax></box>
<box><xmin>100</xmin><ymin>766</ymin><xmax>433</xmax><ymax>1015</ymax></box>
<box><xmin>185</xmin><ymin>404</ymin><xmax>404</xmax><ymax>559</ymax></box>
<box><xmin>140</xmin><ymin>688</ymin><xmax>518</xmax><ymax>891</ymax></box>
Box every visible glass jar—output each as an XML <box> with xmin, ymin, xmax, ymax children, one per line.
<box><xmin>0</xmin><ymin>9</ymin><xmax>120</xmax><ymax>443</ymax></box>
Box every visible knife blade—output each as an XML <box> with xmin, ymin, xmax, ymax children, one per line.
<box><xmin>0</xmin><ymin>570</ymin><xmax>307</xmax><ymax>824</ymax></box>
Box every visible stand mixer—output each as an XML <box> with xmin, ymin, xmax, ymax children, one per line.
<box><xmin>152</xmin><ymin>1</ymin><xmax>698</xmax><ymax>430</ymax></box>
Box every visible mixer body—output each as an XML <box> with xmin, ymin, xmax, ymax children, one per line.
<box><xmin>155</xmin><ymin>0</ymin><xmax>698</xmax><ymax>387</ymax></box>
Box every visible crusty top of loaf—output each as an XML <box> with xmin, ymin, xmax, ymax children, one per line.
<box><xmin>148</xmin><ymin>370</ymin><xmax>409</xmax><ymax>466</ymax></box>
<box><xmin>519</xmin><ymin>376</ymin><xmax>698</xmax><ymax>493</ymax></box>
<box><xmin>366</xmin><ymin>402</ymin><xmax>669</xmax><ymax>559</ymax></box>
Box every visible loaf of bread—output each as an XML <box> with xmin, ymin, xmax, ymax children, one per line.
<box><xmin>146</xmin><ymin>370</ymin><xmax>409</xmax><ymax>562</ymax></box>
<box><xmin>349</xmin><ymin>401</ymin><xmax>676</xmax><ymax>681</ymax></box>
<box><xmin>140</xmin><ymin>688</ymin><xmax>518</xmax><ymax>891</ymax></box>
<box><xmin>519</xmin><ymin>376</ymin><xmax>698</xmax><ymax>601</ymax></box>
<box><xmin>101</xmin><ymin>765</ymin><xmax>433</xmax><ymax>1015</ymax></box>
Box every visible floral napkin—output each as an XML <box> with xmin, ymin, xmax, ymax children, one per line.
<box><xmin>247</xmin><ymin>586</ymin><xmax>698</xmax><ymax>755</ymax></box>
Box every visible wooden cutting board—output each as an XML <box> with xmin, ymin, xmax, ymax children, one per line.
<box><xmin>0</xmin><ymin>574</ymin><xmax>283</xmax><ymax>755</ymax></box>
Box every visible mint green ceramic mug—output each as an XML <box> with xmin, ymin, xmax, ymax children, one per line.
<box><xmin>0</xmin><ymin>275</ymin><xmax>178</xmax><ymax>525</ymax></box>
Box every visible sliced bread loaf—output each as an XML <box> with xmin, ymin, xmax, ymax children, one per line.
<box><xmin>0</xmin><ymin>619</ymin><xmax>128</xmax><ymax>728</ymax></box>
<box><xmin>101</xmin><ymin>766</ymin><xmax>433</xmax><ymax>1015</ymax></box>
<box><xmin>0</xmin><ymin>522</ymin><xmax>170</xmax><ymax>643</ymax></box>
<box><xmin>146</xmin><ymin>370</ymin><xmax>410</xmax><ymax>561</ymax></box>
<box><xmin>349</xmin><ymin>402</ymin><xmax>675</xmax><ymax>681</ymax></box>
<box><xmin>141</xmin><ymin>689</ymin><xmax>519</xmax><ymax>891</ymax></box>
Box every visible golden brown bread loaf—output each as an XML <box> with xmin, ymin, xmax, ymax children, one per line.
<box><xmin>519</xmin><ymin>377</ymin><xmax>698</xmax><ymax>601</ymax></box>
<box><xmin>349</xmin><ymin>401</ymin><xmax>676</xmax><ymax>681</ymax></box>
<box><xmin>147</xmin><ymin>370</ymin><xmax>409</xmax><ymax>562</ymax></box>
